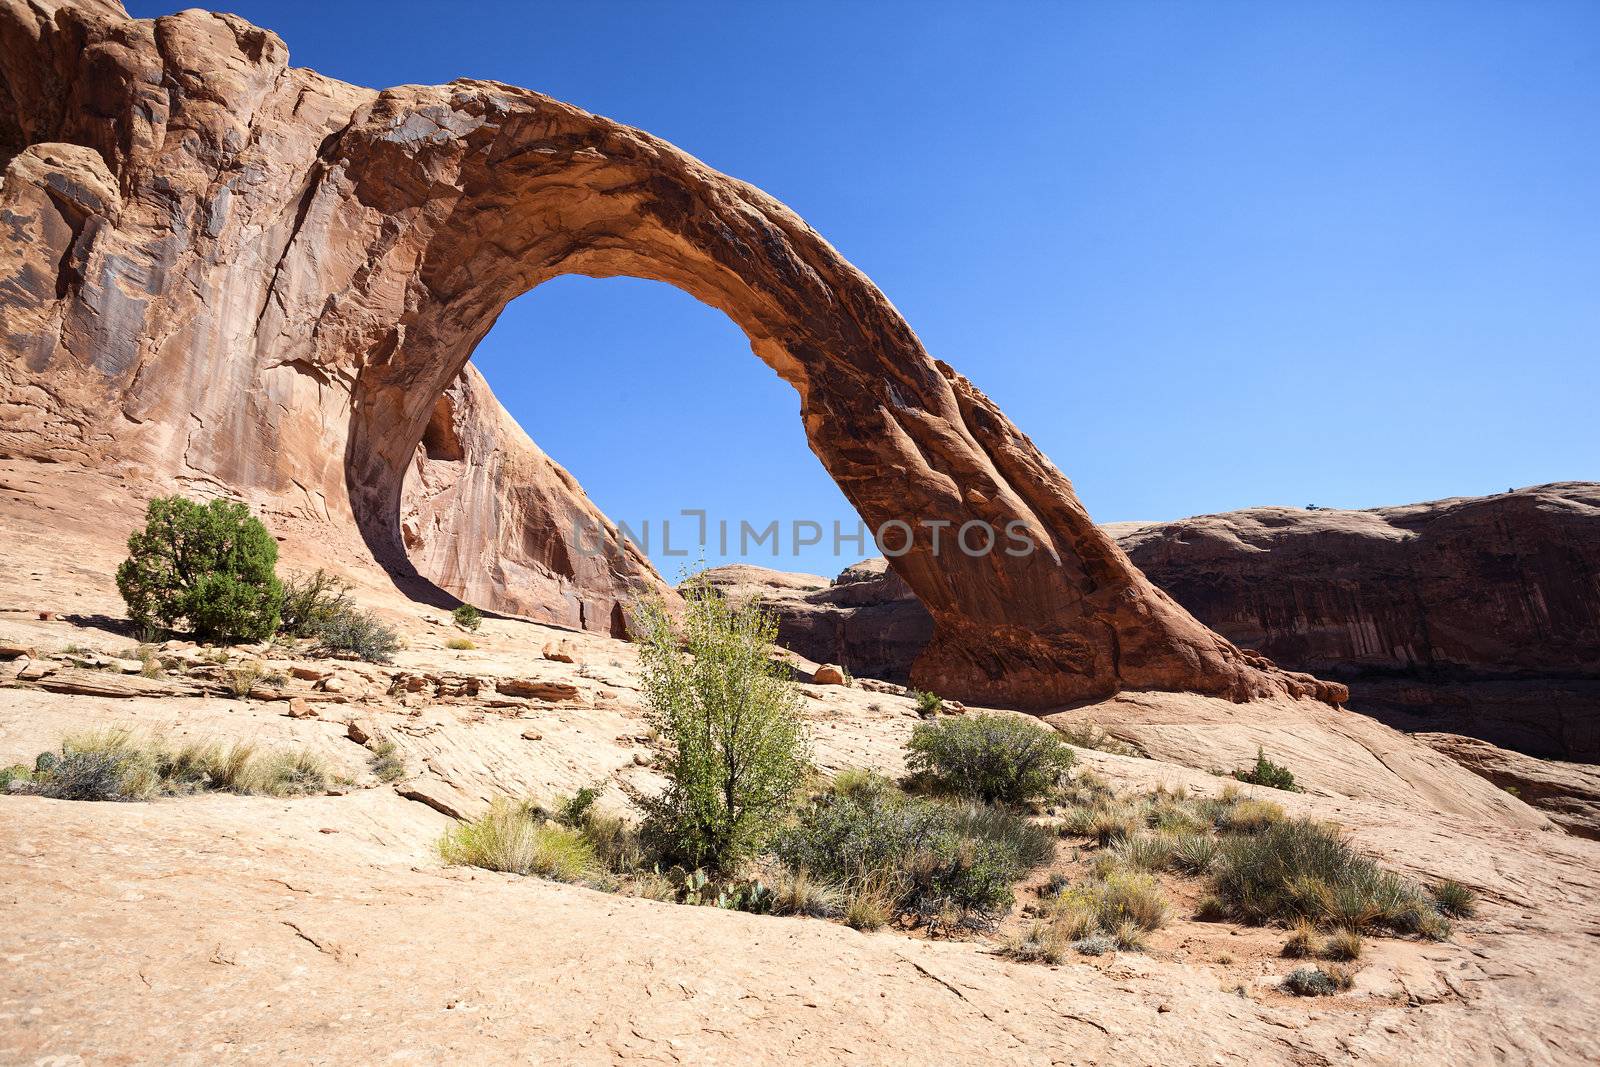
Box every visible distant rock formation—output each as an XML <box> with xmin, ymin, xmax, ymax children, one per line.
<box><xmin>1115</xmin><ymin>484</ymin><xmax>1600</xmax><ymax>760</ymax></box>
<box><xmin>702</xmin><ymin>560</ymin><xmax>933</xmax><ymax>684</ymax></box>
<box><xmin>0</xmin><ymin>0</ymin><xmax>1340</xmax><ymax>708</ymax></box>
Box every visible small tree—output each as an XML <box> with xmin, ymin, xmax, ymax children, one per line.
<box><xmin>452</xmin><ymin>603</ymin><xmax>482</xmax><ymax>631</ymax></box>
<box><xmin>115</xmin><ymin>496</ymin><xmax>282</xmax><ymax>642</ymax></box>
<box><xmin>631</xmin><ymin>577</ymin><xmax>811</xmax><ymax>870</ymax></box>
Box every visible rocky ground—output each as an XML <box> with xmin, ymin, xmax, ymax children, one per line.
<box><xmin>3</xmin><ymin>465</ymin><xmax>1600</xmax><ymax>1064</ymax></box>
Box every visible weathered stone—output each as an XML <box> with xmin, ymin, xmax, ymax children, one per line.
<box><xmin>0</xmin><ymin>643</ymin><xmax>37</xmax><ymax>660</ymax></box>
<box><xmin>812</xmin><ymin>664</ymin><xmax>848</xmax><ymax>686</ymax></box>
<box><xmin>495</xmin><ymin>679</ymin><xmax>581</xmax><ymax>702</ymax></box>
<box><xmin>34</xmin><ymin>668</ymin><xmax>198</xmax><ymax>699</ymax></box>
<box><xmin>541</xmin><ymin>641</ymin><xmax>578</xmax><ymax>664</ymax></box>
<box><xmin>346</xmin><ymin>720</ymin><xmax>373</xmax><ymax>745</ymax></box>
<box><xmin>0</xmin><ymin>0</ymin><xmax>1336</xmax><ymax>711</ymax></box>
<box><xmin>287</xmin><ymin>698</ymin><xmax>317</xmax><ymax>719</ymax></box>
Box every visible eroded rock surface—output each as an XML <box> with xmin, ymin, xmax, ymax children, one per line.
<box><xmin>0</xmin><ymin>0</ymin><xmax>1340</xmax><ymax>709</ymax></box>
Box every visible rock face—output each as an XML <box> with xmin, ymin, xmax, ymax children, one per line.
<box><xmin>1416</xmin><ymin>732</ymin><xmax>1600</xmax><ymax>840</ymax></box>
<box><xmin>1113</xmin><ymin>484</ymin><xmax>1600</xmax><ymax>759</ymax></box>
<box><xmin>398</xmin><ymin>365</ymin><xmax>658</xmax><ymax>634</ymax></box>
<box><xmin>702</xmin><ymin>560</ymin><xmax>933</xmax><ymax>684</ymax></box>
<box><xmin>0</xmin><ymin>0</ymin><xmax>1340</xmax><ymax>709</ymax></box>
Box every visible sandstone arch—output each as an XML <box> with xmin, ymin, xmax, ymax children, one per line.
<box><xmin>0</xmin><ymin>0</ymin><xmax>1343</xmax><ymax>708</ymax></box>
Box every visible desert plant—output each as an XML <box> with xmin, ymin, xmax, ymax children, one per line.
<box><xmin>452</xmin><ymin>604</ymin><xmax>482</xmax><ymax>631</ymax></box>
<box><xmin>630</xmin><ymin>577</ymin><xmax>811</xmax><ymax>870</ymax></box>
<box><xmin>224</xmin><ymin>661</ymin><xmax>263</xmax><ymax>698</ymax></box>
<box><xmin>1003</xmin><ymin>919</ymin><xmax>1070</xmax><ymax>964</ymax></box>
<box><xmin>1210</xmin><ymin>818</ymin><xmax>1441</xmax><ymax>936</ymax></box>
<box><xmin>1073</xmin><ymin>934</ymin><xmax>1116</xmax><ymax>956</ymax></box>
<box><xmin>1052</xmin><ymin>869</ymin><xmax>1169</xmax><ymax>937</ymax></box>
<box><xmin>277</xmin><ymin>569</ymin><xmax>354</xmax><ymax>637</ymax></box>
<box><xmin>1282</xmin><ymin>965</ymin><xmax>1353</xmax><ymax>997</ymax></box>
<box><xmin>446</xmin><ymin>637</ymin><xmax>476</xmax><ymax>651</ymax></box>
<box><xmin>247</xmin><ymin>749</ymin><xmax>330</xmax><ymax>796</ymax></box>
<box><xmin>314</xmin><ymin>605</ymin><xmax>400</xmax><ymax>663</ymax></box>
<box><xmin>1323</xmin><ymin>928</ymin><xmax>1363</xmax><ymax>961</ymax></box>
<box><xmin>1168</xmin><ymin>832</ymin><xmax>1219</xmax><ymax>874</ymax></box>
<box><xmin>912</xmin><ymin>689</ymin><xmax>944</xmax><ymax>717</ymax></box>
<box><xmin>906</xmin><ymin>714</ymin><xmax>1075</xmax><ymax>805</ymax></box>
<box><xmin>1282</xmin><ymin>919</ymin><xmax>1324</xmax><ymax>958</ymax></box>
<box><xmin>1212</xmin><ymin>797</ymin><xmax>1286</xmax><ymax>835</ymax></box>
<box><xmin>1053</xmin><ymin>721</ymin><xmax>1141</xmax><ymax>758</ymax></box>
<box><xmin>31</xmin><ymin>730</ymin><xmax>160</xmax><ymax>801</ymax></box>
<box><xmin>1232</xmin><ymin>747</ymin><xmax>1301</xmax><ymax>792</ymax></box>
<box><xmin>1430</xmin><ymin>879</ymin><xmax>1478</xmax><ymax>918</ymax></box>
<box><xmin>1104</xmin><ymin>832</ymin><xmax>1175</xmax><ymax>872</ymax></box>
<box><xmin>0</xmin><ymin>764</ymin><xmax>32</xmax><ymax>792</ymax></box>
<box><xmin>438</xmin><ymin>801</ymin><xmax>595</xmax><ymax>882</ymax></box>
<box><xmin>770</xmin><ymin>867</ymin><xmax>844</xmax><ymax>918</ymax></box>
<box><xmin>774</xmin><ymin>782</ymin><xmax>1054</xmax><ymax>929</ymax></box>
<box><xmin>115</xmin><ymin>496</ymin><xmax>283</xmax><ymax>642</ymax></box>
<box><xmin>367</xmin><ymin>740</ymin><xmax>407</xmax><ymax>783</ymax></box>
<box><xmin>843</xmin><ymin>874</ymin><xmax>899</xmax><ymax>931</ymax></box>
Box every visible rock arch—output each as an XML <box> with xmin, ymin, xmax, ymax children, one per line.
<box><xmin>0</xmin><ymin>0</ymin><xmax>1343</xmax><ymax>708</ymax></box>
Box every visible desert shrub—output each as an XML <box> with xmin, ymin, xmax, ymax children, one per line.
<box><xmin>843</xmin><ymin>874</ymin><xmax>898</xmax><ymax>931</ymax></box>
<box><xmin>1168</xmin><ymin>832</ymin><xmax>1219</xmax><ymax>874</ymax></box>
<box><xmin>1282</xmin><ymin>965</ymin><xmax>1353</xmax><ymax>997</ymax></box>
<box><xmin>278</xmin><ymin>569</ymin><xmax>353</xmax><ymax>637</ymax></box>
<box><xmin>0</xmin><ymin>764</ymin><xmax>29</xmax><ymax>791</ymax></box>
<box><xmin>245</xmin><ymin>749</ymin><xmax>330</xmax><ymax>796</ymax></box>
<box><xmin>1053</xmin><ymin>721</ymin><xmax>1141</xmax><ymax>758</ymax></box>
<box><xmin>1232</xmin><ymin>747</ymin><xmax>1301</xmax><ymax>792</ymax></box>
<box><xmin>438</xmin><ymin>801</ymin><xmax>595</xmax><ymax>882</ymax></box>
<box><xmin>1104</xmin><ymin>832</ymin><xmax>1175</xmax><ymax>873</ymax></box>
<box><xmin>773</xmin><ymin>783</ymin><xmax>1054</xmax><ymax>929</ymax></box>
<box><xmin>906</xmin><ymin>714</ymin><xmax>1075</xmax><ymax>805</ymax></box>
<box><xmin>1052</xmin><ymin>869</ymin><xmax>1169</xmax><ymax>937</ymax></box>
<box><xmin>116</xmin><ymin>496</ymin><xmax>283</xmax><ymax>642</ymax></box>
<box><xmin>1282</xmin><ymin>919</ymin><xmax>1323</xmax><ymax>958</ymax></box>
<box><xmin>452</xmin><ymin>604</ymin><xmax>482</xmax><ymax>631</ymax></box>
<box><xmin>1210</xmin><ymin>818</ymin><xmax>1441</xmax><ymax>935</ymax></box>
<box><xmin>630</xmin><ymin>578</ymin><xmax>811</xmax><ymax>870</ymax></box>
<box><xmin>31</xmin><ymin>731</ymin><xmax>159</xmax><ymax>801</ymax></box>
<box><xmin>913</xmin><ymin>690</ymin><xmax>944</xmax><ymax>717</ymax></box>
<box><xmin>1430</xmin><ymin>879</ymin><xmax>1478</xmax><ymax>918</ymax></box>
<box><xmin>224</xmin><ymin>661</ymin><xmax>262</xmax><ymax>698</ymax></box>
<box><xmin>1087</xmin><ymin>804</ymin><xmax>1143</xmax><ymax>846</ymax></box>
<box><xmin>1323</xmin><ymin>928</ymin><xmax>1363</xmax><ymax>961</ymax></box>
<box><xmin>446</xmin><ymin>638</ymin><xmax>475</xmax><ymax>651</ymax></box>
<box><xmin>1073</xmin><ymin>934</ymin><xmax>1116</xmax><ymax>956</ymax></box>
<box><xmin>770</xmin><ymin>867</ymin><xmax>844</xmax><ymax>918</ymax></box>
<box><xmin>1003</xmin><ymin>919</ymin><xmax>1070</xmax><ymax>964</ymax></box>
<box><xmin>1212</xmin><ymin>797</ymin><xmax>1286</xmax><ymax>835</ymax></box>
<box><xmin>314</xmin><ymin>605</ymin><xmax>400</xmax><ymax>663</ymax></box>
<box><xmin>367</xmin><ymin>740</ymin><xmax>407</xmax><ymax>783</ymax></box>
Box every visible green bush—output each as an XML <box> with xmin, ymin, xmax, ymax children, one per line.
<box><xmin>452</xmin><ymin>604</ymin><xmax>482</xmax><ymax>631</ymax></box>
<box><xmin>1232</xmin><ymin>747</ymin><xmax>1301</xmax><ymax>792</ymax></box>
<box><xmin>1210</xmin><ymin>818</ymin><xmax>1443</xmax><ymax>936</ymax></box>
<box><xmin>773</xmin><ymin>782</ymin><xmax>1054</xmax><ymax>929</ymax></box>
<box><xmin>906</xmin><ymin>714</ymin><xmax>1075</xmax><ymax>805</ymax></box>
<box><xmin>912</xmin><ymin>690</ymin><xmax>944</xmax><ymax>717</ymax></box>
<box><xmin>1430</xmin><ymin>879</ymin><xmax>1478</xmax><ymax>918</ymax></box>
<box><xmin>115</xmin><ymin>496</ymin><xmax>283</xmax><ymax>642</ymax></box>
<box><xmin>1283</xmin><ymin>965</ymin><xmax>1352</xmax><ymax>996</ymax></box>
<box><xmin>630</xmin><ymin>578</ymin><xmax>811</xmax><ymax>870</ymax></box>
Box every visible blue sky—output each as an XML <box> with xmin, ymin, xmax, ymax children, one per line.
<box><xmin>134</xmin><ymin>1</ymin><xmax>1600</xmax><ymax>577</ymax></box>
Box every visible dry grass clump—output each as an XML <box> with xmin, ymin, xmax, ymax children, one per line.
<box><xmin>445</xmin><ymin>638</ymin><xmax>476</xmax><ymax>651</ymax></box>
<box><xmin>366</xmin><ymin>739</ymin><xmax>407</xmax><ymax>783</ymax></box>
<box><xmin>1210</xmin><ymin>817</ymin><xmax>1448</xmax><ymax>938</ymax></box>
<box><xmin>22</xmin><ymin>730</ymin><xmax>327</xmax><ymax>801</ymax></box>
<box><xmin>1023</xmin><ymin>868</ymin><xmax>1170</xmax><ymax>957</ymax></box>
<box><xmin>438</xmin><ymin>801</ymin><xmax>595</xmax><ymax>882</ymax></box>
<box><xmin>1052</xmin><ymin>721</ymin><xmax>1142</xmax><ymax>758</ymax></box>
<box><xmin>1002</xmin><ymin>919</ymin><xmax>1071</xmax><ymax>963</ymax></box>
<box><xmin>770</xmin><ymin>867</ymin><xmax>844</xmax><ymax>919</ymax></box>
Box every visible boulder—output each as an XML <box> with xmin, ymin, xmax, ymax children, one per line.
<box><xmin>495</xmin><ymin>679</ymin><xmax>581</xmax><ymax>702</ymax></box>
<box><xmin>812</xmin><ymin>664</ymin><xmax>848</xmax><ymax>686</ymax></box>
